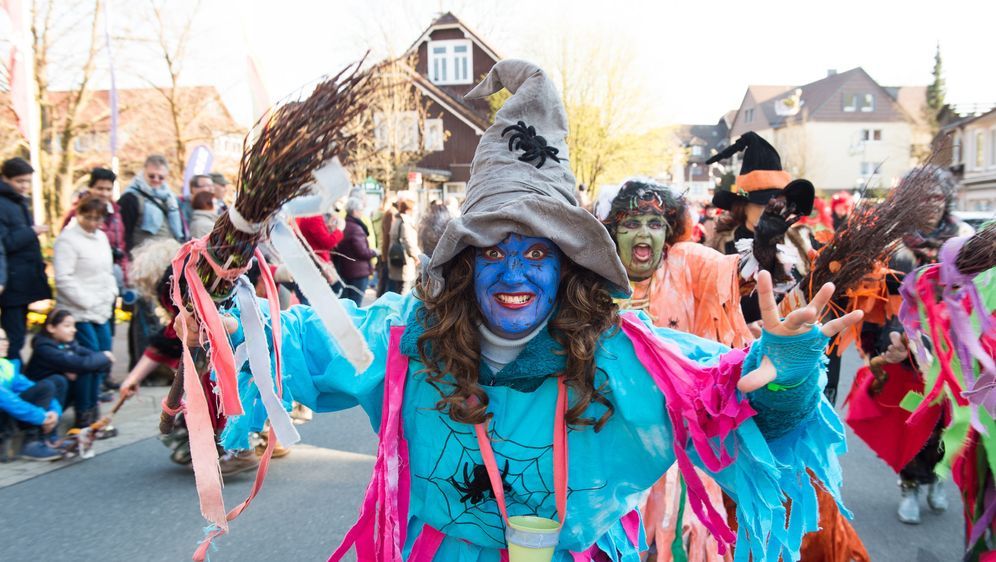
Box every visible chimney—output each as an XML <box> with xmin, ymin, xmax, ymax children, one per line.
<box><xmin>827</xmin><ymin>69</ymin><xmax>838</xmax><ymax>77</ymax></box>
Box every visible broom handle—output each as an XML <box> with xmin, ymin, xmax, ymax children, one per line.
<box><xmin>159</xmin><ymin>359</ymin><xmax>187</xmax><ymax>435</ymax></box>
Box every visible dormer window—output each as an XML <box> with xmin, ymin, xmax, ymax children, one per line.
<box><xmin>844</xmin><ymin>93</ymin><xmax>875</xmax><ymax>113</ymax></box>
<box><xmin>428</xmin><ymin>39</ymin><xmax>473</xmax><ymax>85</ymax></box>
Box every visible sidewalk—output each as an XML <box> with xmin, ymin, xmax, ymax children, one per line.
<box><xmin>0</xmin><ymin>324</ymin><xmax>170</xmax><ymax>489</ymax></box>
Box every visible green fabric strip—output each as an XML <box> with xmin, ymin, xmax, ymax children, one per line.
<box><xmin>670</xmin><ymin>476</ymin><xmax>689</xmax><ymax>562</ymax></box>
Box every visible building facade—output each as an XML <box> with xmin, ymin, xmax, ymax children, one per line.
<box><xmin>404</xmin><ymin>12</ymin><xmax>499</xmax><ymax>202</ymax></box>
<box><xmin>939</xmin><ymin>106</ymin><xmax>996</xmax><ymax>212</ymax></box>
<box><xmin>727</xmin><ymin>68</ymin><xmax>930</xmax><ymax>192</ymax></box>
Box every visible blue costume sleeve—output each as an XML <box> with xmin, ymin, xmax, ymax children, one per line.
<box><xmin>637</xmin><ymin>313</ymin><xmax>847</xmax><ymax>562</ymax></box>
<box><xmin>219</xmin><ymin>292</ymin><xmax>420</xmax><ymax>450</ymax></box>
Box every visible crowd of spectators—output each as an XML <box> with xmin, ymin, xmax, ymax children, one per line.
<box><xmin>0</xmin><ymin>149</ymin><xmax>464</xmax><ymax>464</ymax></box>
<box><xmin>0</xmin><ymin>154</ymin><xmax>230</xmax><ymax>462</ymax></box>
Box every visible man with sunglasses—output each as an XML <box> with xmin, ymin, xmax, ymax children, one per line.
<box><xmin>117</xmin><ymin>155</ymin><xmax>184</xmax><ymax>369</ymax></box>
<box><xmin>117</xmin><ymin>154</ymin><xmax>184</xmax><ymax>254</ymax></box>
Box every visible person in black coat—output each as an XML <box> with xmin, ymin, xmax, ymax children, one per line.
<box><xmin>333</xmin><ymin>197</ymin><xmax>379</xmax><ymax>306</ymax></box>
<box><xmin>0</xmin><ymin>158</ymin><xmax>52</xmax><ymax>363</ymax></box>
<box><xmin>26</xmin><ymin>309</ymin><xmax>114</xmax><ymax>429</ymax></box>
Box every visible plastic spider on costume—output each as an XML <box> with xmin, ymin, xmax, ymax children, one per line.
<box><xmin>501</xmin><ymin>120</ymin><xmax>561</xmax><ymax>168</ymax></box>
<box><xmin>449</xmin><ymin>461</ymin><xmax>512</xmax><ymax>505</ymax></box>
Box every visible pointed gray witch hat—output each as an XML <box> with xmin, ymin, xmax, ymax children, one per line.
<box><xmin>425</xmin><ymin>59</ymin><xmax>630</xmax><ymax>298</ymax></box>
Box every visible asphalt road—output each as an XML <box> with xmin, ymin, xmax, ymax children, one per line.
<box><xmin>0</xmin><ymin>348</ymin><xmax>965</xmax><ymax>562</ymax></box>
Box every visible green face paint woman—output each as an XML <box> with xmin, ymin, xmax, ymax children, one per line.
<box><xmin>614</xmin><ymin>213</ymin><xmax>667</xmax><ymax>281</ymax></box>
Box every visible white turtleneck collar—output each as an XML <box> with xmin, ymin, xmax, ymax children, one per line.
<box><xmin>478</xmin><ymin>319</ymin><xmax>550</xmax><ymax>375</ymax></box>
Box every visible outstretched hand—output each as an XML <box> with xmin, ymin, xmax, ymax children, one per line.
<box><xmin>738</xmin><ymin>270</ymin><xmax>863</xmax><ymax>393</ymax></box>
<box><xmin>173</xmin><ymin>307</ymin><xmax>239</xmax><ymax>348</ymax></box>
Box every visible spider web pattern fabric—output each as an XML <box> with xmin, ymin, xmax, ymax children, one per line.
<box><xmin>414</xmin><ymin>414</ymin><xmax>605</xmax><ymax>546</ymax></box>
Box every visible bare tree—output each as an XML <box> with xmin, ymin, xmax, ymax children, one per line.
<box><xmin>0</xmin><ymin>0</ymin><xmax>106</xmax><ymax>228</ymax></box>
<box><xmin>541</xmin><ymin>33</ymin><xmax>670</xmax><ymax>190</ymax></box>
<box><xmin>142</xmin><ymin>0</ymin><xmax>202</xmax><ymax>174</ymax></box>
<box><xmin>348</xmin><ymin>56</ymin><xmax>443</xmax><ymax>191</ymax></box>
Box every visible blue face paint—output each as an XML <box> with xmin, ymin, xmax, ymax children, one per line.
<box><xmin>474</xmin><ymin>234</ymin><xmax>561</xmax><ymax>339</ymax></box>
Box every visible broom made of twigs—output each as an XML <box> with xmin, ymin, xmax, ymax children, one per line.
<box><xmin>804</xmin><ymin>161</ymin><xmax>942</xmax><ymax>304</ymax></box>
<box><xmin>162</xmin><ymin>58</ymin><xmax>378</xmax><ymax>420</ymax></box>
<box><xmin>197</xmin><ymin>59</ymin><xmax>376</xmax><ymax>301</ymax></box>
<box><xmin>956</xmin><ymin>221</ymin><xmax>996</xmax><ymax>275</ymax></box>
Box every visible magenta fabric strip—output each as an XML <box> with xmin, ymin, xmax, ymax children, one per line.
<box><xmin>621</xmin><ymin>509</ymin><xmax>641</xmax><ymax>547</ymax></box>
<box><xmin>619</xmin><ymin>313</ymin><xmax>752</xmax><ymax>554</ymax></box>
<box><xmin>408</xmin><ymin>525</ymin><xmax>445</xmax><ymax>562</ymax></box>
<box><xmin>328</xmin><ymin>326</ymin><xmax>410</xmax><ymax>562</ymax></box>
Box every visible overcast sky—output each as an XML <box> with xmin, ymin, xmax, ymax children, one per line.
<box><xmin>112</xmin><ymin>0</ymin><xmax>996</xmax><ymax>127</ymax></box>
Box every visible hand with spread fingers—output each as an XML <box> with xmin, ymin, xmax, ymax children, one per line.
<box><xmin>738</xmin><ymin>270</ymin><xmax>864</xmax><ymax>393</ymax></box>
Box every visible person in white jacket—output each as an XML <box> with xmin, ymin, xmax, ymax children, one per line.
<box><xmin>54</xmin><ymin>195</ymin><xmax>119</xmax><ymax>397</ymax></box>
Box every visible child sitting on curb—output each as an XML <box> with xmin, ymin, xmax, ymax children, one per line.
<box><xmin>0</xmin><ymin>328</ymin><xmax>67</xmax><ymax>461</ymax></box>
<box><xmin>26</xmin><ymin>310</ymin><xmax>115</xmax><ymax>436</ymax></box>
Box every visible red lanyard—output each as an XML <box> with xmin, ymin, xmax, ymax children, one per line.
<box><xmin>473</xmin><ymin>377</ymin><xmax>569</xmax><ymax>527</ymax></box>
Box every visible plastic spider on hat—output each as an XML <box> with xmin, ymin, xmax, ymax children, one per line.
<box><xmin>501</xmin><ymin>120</ymin><xmax>561</xmax><ymax>168</ymax></box>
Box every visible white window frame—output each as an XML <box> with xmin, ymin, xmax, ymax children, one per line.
<box><xmin>374</xmin><ymin>111</ymin><xmax>420</xmax><ymax>152</ymax></box>
<box><xmin>843</xmin><ymin>95</ymin><xmax>857</xmax><ymax>112</ymax></box>
<box><xmin>744</xmin><ymin>108</ymin><xmax>754</xmax><ymax>123</ymax></box>
<box><xmin>859</xmin><ymin>161</ymin><xmax>879</xmax><ymax>177</ymax></box>
<box><xmin>860</xmin><ymin>93</ymin><xmax>875</xmax><ymax>112</ymax></box>
<box><xmin>443</xmin><ymin>182</ymin><xmax>466</xmax><ymax>200</ymax></box>
<box><xmin>844</xmin><ymin>94</ymin><xmax>875</xmax><ymax>113</ymax></box>
<box><xmin>423</xmin><ymin>118</ymin><xmax>445</xmax><ymax>152</ymax></box>
<box><xmin>953</xmin><ymin>133</ymin><xmax>963</xmax><ymax>165</ymax></box>
<box><xmin>427</xmin><ymin>39</ymin><xmax>473</xmax><ymax>86</ymax></box>
<box><xmin>691</xmin><ymin>145</ymin><xmax>703</xmax><ymax>157</ymax></box>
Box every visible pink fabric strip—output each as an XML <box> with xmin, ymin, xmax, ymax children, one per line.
<box><xmin>328</xmin><ymin>326</ymin><xmax>410</xmax><ymax>562</ymax></box>
<box><xmin>169</xmin><ymin>239</ymin><xmax>244</xmax><ymax>417</ymax></box>
<box><xmin>175</xmin><ymin>320</ymin><xmax>227</xmax><ymax>559</ymax></box>
<box><xmin>408</xmin><ymin>525</ymin><xmax>446</xmax><ymax>562</ymax></box>
<box><xmin>621</xmin><ymin>509</ymin><xmax>641</xmax><ymax>547</ymax></box>
<box><xmin>619</xmin><ymin>313</ymin><xmax>752</xmax><ymax>554</ymax></box>
<box><xmin>192</xmin><ymin>252</ymin><xmax>287</xmax><ymax>561</ymax></box>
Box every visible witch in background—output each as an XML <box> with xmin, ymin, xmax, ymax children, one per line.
<box><xmin>849</xmin><ymin>165</ymin><xmax>974</xmax><ymax>525</ymax></box>
<box><xmin>706</xmin><ymin>133</ymin><xmax>815</xmax><ymax>327</ymax></box>
<box><xmin>188</xmin><ymin>60</ymin><xmax>864</xmax><ymax>562</ymax></box>
<box><xmin>604</xmin><ymin>180</ymin><xmax>748</xmax><ymax>561</ymax></box>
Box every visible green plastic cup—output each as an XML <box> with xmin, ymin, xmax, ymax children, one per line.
<box><xmin>506</xmin><ymin>515</ymin><xmax>561</xmax><ymax>562</ymax></box>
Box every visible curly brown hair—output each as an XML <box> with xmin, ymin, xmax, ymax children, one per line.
<box><xmin>415</xmin><ymin>246</ymin><xmax>620</xmax><ymax>431</ymax></box>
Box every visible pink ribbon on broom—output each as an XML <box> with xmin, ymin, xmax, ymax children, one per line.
<box><xmin>169</xmin><ymin>239</ymin><xmax>287</xmax><ymax>560</ymax></box>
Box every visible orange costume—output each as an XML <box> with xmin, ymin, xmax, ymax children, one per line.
<box><xmin>624</xmin><ymin>241</ymin><xmax>750</xmax><ymax>562</ymax></box>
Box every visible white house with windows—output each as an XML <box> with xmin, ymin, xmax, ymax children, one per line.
<box><xmin>726</xmin><ymin>68</ymin><xmax>930</xmax><ymax>192</ymax></box>
<box><xmin>941</xmin><ymin>106</ymin><xmax>996</xmax><ymax>212</ymax></box>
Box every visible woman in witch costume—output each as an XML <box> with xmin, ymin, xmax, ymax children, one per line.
<box><xmin>604</xmin><ymin>180</ymin><xmax>748</xmax><ymax>561</ymax></box>
<box><xmin>192</xmin><ymin>60</ymin><xmax>864</xmax><ymax>562</ymax></box>
<box><xmin>706</xmin><ymin>133</ymin><xmax>815</xmax><ymax>326</ymax></box>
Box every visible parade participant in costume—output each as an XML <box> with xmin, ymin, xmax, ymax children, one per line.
<box><xmin>605</xmin><ymin>180</ymin><xmax>748</xmax><ymax>561</ymax></box>
<box><xmin>846</xmin><ymin>166</ymin><xmax>974</xmax><ymax>525</ymax></box>
<box><xmin>829</xmin><ymin>192</ymin><xmax>853</xmax><ymax>231</ymax></box>
<box><xmin>705</xmin><ymin>136</ymin><xmax>870</xmax><ymax>560</ymax></box>
<box><xmin>607</xmin><ymin>180</ymin><xmax>750</xmax><ymax>348</ymax></box>
<box><xmin>706</xmin><ymin>133</ymin><xmax>815</xmax><ymax>325</ymax></box>
<box><xmin>188</xmin><ymin>60</ymin><xmax>864</xmax><ymax>562</ymax></box>
<box><xmin>882</xmin><ymin>222</ymin><xmax>994</xmax><ymax>559</ymax></box>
